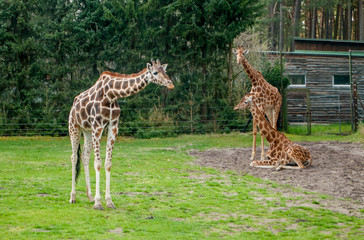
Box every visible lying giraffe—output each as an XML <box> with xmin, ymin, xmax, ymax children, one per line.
<box><xmin>234</xmin><ymin>94</ymin><xmax>312</xmax><ymax>170</ymax></box>
<box><xmin>68</xmin><ymin>59</ymin><xmax>174</xmax><ymax>210</ymax></box>
<box><xmin>233</xmin><ymin>46</ymin><xmax>282</xmax><ymax>162</ymax></box>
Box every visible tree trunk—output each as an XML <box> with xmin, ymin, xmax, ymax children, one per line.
<box><xmin>279</xmin><ymin>0</ymin><xmax>284</xmax><ymax>51</ymax></box>
<box><xmin>339</xmin><ymin>1</ymin><xmax>344</xmax><ymax>39</ymax></box>
<box><xmin>320</xmin><ymin>9</ymin><xmax>325</xmax><ymax>39</ymax></box>
<box><xmin>291</xmin><ymin>0</ymin><xmax>301</xmax><ymax>51</ymax></box>
<box><xmin>325</xmin><ymin>9</ymin><xmax>330</xmax><ymax>39</ymax></box>
<box><xmin>227</xmin><ymin>42</ymin><xmax>233</xmax><ymax>103</ymax></box>
<box><xmin>359</xmin><ymin>0</ymin><xmax>364</xmax><ymax>41</ymax></box>
<box><xmin>347</xmin><ymin>0</ymin><xmax>352</xmax><ymax>40</ymax></box>
<box><xmin>354</xmin><ymin>2</ymin><xmax>359</xmax><ymax>40</ymax></box>
<box><xmin>311</xmin><ymin>7</ymin><xmax>317</xmax><ymax>38</ymax></box>
<box><xmin>328</xmin><ymin>7</ymin><xmax>333</xmax><ymax>39</ymax></box>
<box><xmin>334</xmin><ymin>3</ymin><xmax>341</xmax><ymax>39</ymax></box>
<box><xmin>269</xmin><ymin>2</ymin><xmax>277</xmax><ymax>50</ymax></box>
<box><xmin>306</xmin><ymin>4</ymin><xmax>312</xmax><ymax>38</ymax></box>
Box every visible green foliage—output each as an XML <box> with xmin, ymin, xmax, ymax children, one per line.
<box><xmin>261</xmin><ymin>58</ymin><xmax>290</xmax><ymax>92</ymax></box>
<box><xmin>0</xmin><ymin>0</ymin><xmax>272</xmax><ymax>137</ymax></box>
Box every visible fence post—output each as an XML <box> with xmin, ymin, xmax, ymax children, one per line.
<box><xmin>280</xmin><ymin>51</ymin><xmax>288</xmax><ymax>132</ymax></box>
<box><xmin>353</xmin><ymin>82</ymin><xmax>359</xmax><ymax>132</ymax></box>
<box><xmin>338</xmin><ymin>95</ymin><xmax>341</xmax><ymax>135</ymax></box>
<box><xmin>306</xmin><ymin>89</ymin><xmax>311</xmax><ymax>135</ymax></box>
<box><xmin>349</xmin><ymin>50</ymin><xmax>355</xmax><ymax>132</ymax></box>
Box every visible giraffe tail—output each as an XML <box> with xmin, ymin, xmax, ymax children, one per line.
<box><xmin>75</xmin><ymin>144</ymin><xmax>81</xmax><ymax>182</ymax></box>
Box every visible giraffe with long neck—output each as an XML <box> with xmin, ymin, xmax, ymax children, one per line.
<box><xmin>234</xmin><ymin>94</ymin><xmax>312</xmax><ymax>170</ymax></box>
<box><xmin>233</xmin><ymin>45</ymin><xmax>282</xmax><ymax>162</ymax></box>
<box><xmin>68</xmin><ymin>59</ymin><xmax>174</xmax><ymax>210</ymax></box>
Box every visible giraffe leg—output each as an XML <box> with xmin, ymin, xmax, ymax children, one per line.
<box><xmin>82</xmin><ymin>130</ymin><xmax>94</xmax><ymax>202</ymax></box>
<box><xmin>275</xmin><ymin>146</ymin><xmax>304</xmax><ymax>170</ymax></box>
<box><xmin>250</xmin><ymin>119</ymin><xmax>257</xmax><ymax>161</ymax></box>
<box><xmin>250</xmin><ymin>158</ymin><xmax>279</xmax><ymax>168</ymax></box>
<box><xmin>69</xmin><ymin>123</ymin><xmax>81</xmax><ymax>204</ymax></box>
<box><xmin>272</xmin><ymin>104</ymin><xmax>280</xmax><ymax>130</ymax></box>
<box><xmin>251</xmin><ymin>149</ymin><xmax>278</xmax><ymax>168</ymax></box>
<box><xmin>105</xmin><ymin>121</ymin><xmax>118</xmax><ymax>209</ymax></box>
<box><xmin>92</xmin><ymin>127</ymin><xmax>104</xmax><ymax>210</ymax></box>
<box><xmin>281</xmin><ymin>146</ymin><xmax>309</xmax><ymax>170</ymax></box>
<box><xmin>262</xmin><ymin>111</ymin><xmax>276</xmax><ymax>161</ymax></box>
<box><xmin>259</xmin><ymin>134</ymin><xmax>265</xmax><ymax>160</ymax></box>
<box><xmin>266</xmin><ymin>110</ymin><xmax>275</xmax><ymax>129</ymax></box>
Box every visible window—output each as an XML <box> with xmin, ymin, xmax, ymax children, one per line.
<box><xmin>288</xmin><ymin>75</ymin><xmax>306</xmax><ymax>87</ymax></box>
<box><xmin>333</xmin><ymin>75</ymin><xmax>350</xmax><ymax>86</ymax></box>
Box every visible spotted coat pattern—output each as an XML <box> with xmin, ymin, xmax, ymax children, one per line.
<box><xmin>68</xmin><ymin>59</ymin><xmax>174</xmax><ymax>210</ymax></box>
<box><xmin>234</xmin><ymin>94</ymin><xmax>312</xmax><ymax>170</ymax></box>
<box><xmin>233</xmin><ymin>46</ymin><xmax>282</xmax><ymax>162</ymax></box>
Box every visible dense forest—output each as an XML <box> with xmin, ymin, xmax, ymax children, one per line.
<box><xmin>267</xmin><ymin>0</ymin><xmax>364</xmax><ymax>51</ymax></box>
<box><xmin>0</xmin><ymin>0</ymin><xmax>363</xmax><ymax>137</ymax></box>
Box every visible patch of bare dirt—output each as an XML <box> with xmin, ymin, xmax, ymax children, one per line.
<box><xmin>189</xmin><ymin>141</ymin><xmax>364</xmax><ymax>217</ymax></box>
<box><xmin>108</xmin><ymin>227</ymin><xmax>123</xmax><ymax>235</ymax></box>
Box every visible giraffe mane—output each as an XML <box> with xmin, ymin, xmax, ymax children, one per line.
<box><xmin>101</xmin><ymin>69</ymin><xmax>148</xmax><ymax>79</ymax></box>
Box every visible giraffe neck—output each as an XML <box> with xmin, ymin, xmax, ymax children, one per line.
<box><xmin>239</xmin><ymin>57</ymin><xmax>260</xmax><ymax>86</ymax></box>
<box><xmin>103</xmin><ymin>69</ymin><xmax>150</xmax><ymax>100</ymax></box>
<box><xmin>250</xmin><ymin>102</ymin><xmax>276</xmax><ymax>143</ymax></box>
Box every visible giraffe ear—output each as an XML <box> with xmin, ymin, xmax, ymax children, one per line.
<box><xmin>232</xmin><ymin>48</ymin><xmax>237</xmax><ymax>54</ymax></box>
<box><xmin>244</xmin><ymin>49</ymin><xmax>249</xmax><ymax>55</ymax></box>
<box><xmin>162</xmin><ymin>64</ymin><xmax>168</xmax><ymax>71</ymax></box>
<box><xmin>147</xmin><ymin>63</ymin><xmax>152</xmax><ymax>71</ymax></box>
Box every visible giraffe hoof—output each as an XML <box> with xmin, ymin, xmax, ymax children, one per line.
<box><xmin>93</xmin><ymin>204</ymin><xmax>104</xmax><ymax>210</ymax></box>
<box><xmin>250</xmin><ymin>161</ymin><xmax>258</xmax><ymax>167</ymax></box>
<box><xmin>275</xmin><ymin>166</ymin><xmax>283</xmax><ymax>171</ymax></box>
<box><xmin>106</xmin><ymin>203</ymin><xmax>116</xmax><ymax>209</ymax></box>
<box><xmin>69</xmin><ymin>199</ymin><xmax>76</xmax><ymax>204</ymax></box>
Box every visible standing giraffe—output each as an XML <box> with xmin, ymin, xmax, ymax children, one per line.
<box><xmin>233</xmin><ymin>45</ymin><xmax>282</xmax><ymax>162</ymax></box>
<box><xmin>234</xmin><ymin>94</ymin><xmax>311</xmax><ymax>170</ymax></box>
<box><xmin>68</xmin><ymin>59</ymin><xmax>174</xmax><ymax>210</ymax></box>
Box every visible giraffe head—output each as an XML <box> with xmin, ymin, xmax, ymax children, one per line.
<box><xmin>233</xmin><ymin>93</ymin><xmax>254</xmax><ymax>111</ymax></box>
<box><xmin>146</xmin><ymin>59</ymin><xmax>174</xmax><ymax>90</ymax></box>
<box><xmin>232</xmin><ymin>46</ymin><xmax>249</xmax><ymax>63</ymax></box>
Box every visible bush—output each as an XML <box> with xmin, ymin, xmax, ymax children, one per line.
<box><xmin>135</xmin><ymin>106</ymin><xmax>177</xmax><ymax>139</ymax></box>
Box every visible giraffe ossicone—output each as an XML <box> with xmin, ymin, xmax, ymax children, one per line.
<box><xmin>68</xmin><ymin>59</ymin><xmax>173</xmax><ymax>210</ymax></box>
<box><xmin>234</xmin><ymin>94</ymin><xmax>312</xmax><ymax>170</ymax></box>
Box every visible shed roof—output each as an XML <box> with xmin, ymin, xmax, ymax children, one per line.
<box><xmin>294</xmin><ymin>38</ymin><xmax>364</xmax><ymax>52</ymax></box>
<box><xmin>263</xmin><ymin>38</ymin><xmax>364</xmax><ymax>57</ymax></box>
<box><xmin>294</xmin><ymin>37</ymin><xmax>364</xmax><ymax>45</ymax></box>
<box><xmin>263</xmin><ymin>50</ymin><xmax>364</xmax><ymax>58</ymax></box>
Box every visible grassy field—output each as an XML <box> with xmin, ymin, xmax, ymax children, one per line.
<box><xmin>286</xmin><ymin>122</ymin><xmax>355</xmax><ymax>135</ymax></box>
<box><xmin>0</xmin><ymin>132</ymin><xmax>363</xmax><ymax>239</ymax></box>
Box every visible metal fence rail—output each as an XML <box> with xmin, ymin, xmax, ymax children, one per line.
<box><xmin>1</xmin><ymin>101</ymin><xmax>362</xmax><ymax>136</ymax></box>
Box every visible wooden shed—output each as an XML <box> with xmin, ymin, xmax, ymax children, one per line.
<box><xmin>269</xmin><ymin>38</ymin><xmax>364</xmax><ymax>125</ymax></box>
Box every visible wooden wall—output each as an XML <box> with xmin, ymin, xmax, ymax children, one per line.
<box><xmin>283</xmin><ymin>53</ymin><xmax>364</xmax><ymax>124</ymax></box>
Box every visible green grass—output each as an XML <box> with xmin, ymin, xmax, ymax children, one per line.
<box><xmin>287</xmin><ymin>122</ymin><xmax>354</xmax><ymax>135</ymax></box>
<box><xmin>0</xmin><ymin>132</ymin><xmax>363</xmax><ymax>239</ymax></box>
